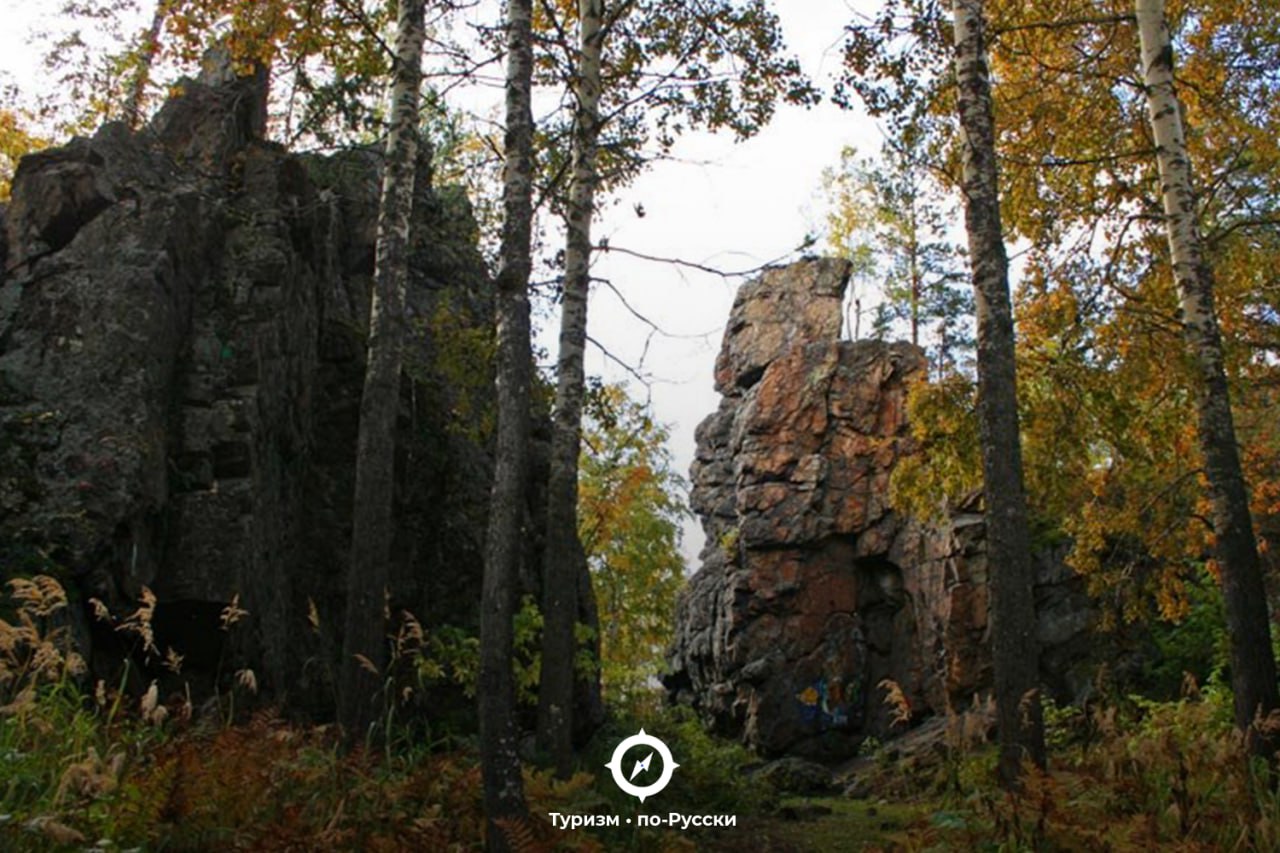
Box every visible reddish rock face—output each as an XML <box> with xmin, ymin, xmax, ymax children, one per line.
<box><xmin>713</xmin><ymin>257</ymin><xmax>848</xmax><ymax>395</ymax></box>
<box><xmin>666</xmin><ymin>258</ymin><xmax>1093</xmax><ymax>760</ymax></box>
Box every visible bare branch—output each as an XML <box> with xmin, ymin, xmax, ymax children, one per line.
<box><xmin>1207</xmin><ymin>216</ymin><xmax>1280</xmax><ymax>245</ymax></box>
<box><xmin>332</xmin><ymin>0</ymin><xmax>395</xmax><ymax>61</ymax></box>
<box><xmin>586</xmin><ymin>333</ymin><xmax>651</xmax><ymax>389</ymax></box>
<box><xmin>598</xmin><ymin>241</ymin><xmax>810</xmax><ymax>279</ymax></box>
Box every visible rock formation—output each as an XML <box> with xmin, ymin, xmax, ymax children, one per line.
<box><xmin>0</xmin><ymin>62</ymin><xmax>496</xmax><ymax>715</ymax></box>
<box><xmin>665</xmin><ymin>258</ymin><xmax>1094</xmax><ymax>760</ymax></box>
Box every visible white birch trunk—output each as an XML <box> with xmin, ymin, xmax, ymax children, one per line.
<box><xmin>480</xmin><ymin>0</ymin><xmax>536</xmax><ymax>842</ymax></box>
<box><xmin>1135</xmin><ymin>0</ymin><xmax>1279</xmax><ymax>755</ymax></box>
<box><xmin>338</xmin><ymin>0</ymin><xmax>426</xmax><ymax>742</ymax></box>
<box><xmin>538</xmin><ymin>0</ymin><xmax>606</xmax><ymax>778</ymax></box>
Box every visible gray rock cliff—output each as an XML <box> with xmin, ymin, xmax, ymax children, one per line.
<box><xmin>1</xmin><ymin>64</ymin><xmax>496</xmax><ymax>716</ymax></box>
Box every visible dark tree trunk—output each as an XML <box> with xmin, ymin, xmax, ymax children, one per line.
<box><xmin>479</xmin><ymin>0</ymin><xmax>535</xmax><ymax>846</ymax></box>
<box><xmin>537</xmin><ymin>0</ymin><xmax>605</xmax><ymax>779</ymax></box>
<box><xmin>1136</xmin><ymin>0</ymin><xmax>1280</xmax><ymax>759</ymax></box>
<box><xmin>574</xmin><ymin>543</ymin><xmax>605</xmax><ymax>741</ymax></box>
<box><xmin>337</xmin><ymin>0</ymin><xmax>426</xmax><ymax>744</ymax></box>
<box><xmin>951</xmin><ymin>0</ymin><xmax>1046</xmax><ymax>786</ymax></box>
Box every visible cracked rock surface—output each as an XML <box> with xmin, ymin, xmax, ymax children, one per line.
<box><xmin>665</xmin><ymin>258</ymin><xmax>1094</xmax><ymax>759</ymax></box>
<box><xmin>1</xmin><ymin>63</ymin><xmax>495</xmax><ymax>716</ymax></box>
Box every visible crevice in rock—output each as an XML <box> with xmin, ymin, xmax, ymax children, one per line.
<box><xmin>0</xmin><ymin>66</ymin><xmax>501</xmax><ymax>720</ymax></box>
<box><xmin>666</xmin><ymin>258</ymin><xmax>1096</xmax><ymax>760</ymax></box>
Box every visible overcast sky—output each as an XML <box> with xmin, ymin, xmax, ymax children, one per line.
<box><xmin>576</xmin><ymin>1</ymin><xmax>880</xmax><ymax>562</ymax></box>
<box><xmin>0</xmin><ymin>0</ymin><xmax>882</xmax><ymax>566</ymax></box>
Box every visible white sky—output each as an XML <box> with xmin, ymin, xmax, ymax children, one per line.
<box><xmin>0</xmin><ymin>0</ymin><xmax>882</xmax><ymax>566</ymax></box>
<box><xmin>577</xmin><ymin>2</ymin><xmax>880</xmax><ymax>563</ymax></box>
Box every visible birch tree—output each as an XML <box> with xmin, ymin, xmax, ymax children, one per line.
<box><xmin>949</xmin><ymin>0</ymin><xmax>1280</xmax><ymax>639</ymax></box>
<box><xmin>36</xmin><ymin>0</ymin><xmax>396</xmax><ymax>142</ymax></box>
<box><xmin>1135</xmin><ymin>0</ymin><xmax>1280</xmax><ymax>757</ymax></box>
<box><xmin>952</xmin><ymin>0</ymin><xmax>1045</xmax><ymax>785</ymax></box>
<box><xmin>536</xmin><ymin>0</ymin><xmax>604</xmax><ymax>780</ymax></box>
<box><xmin>123</xmin><ymin>0</ymin><xmax>168</xmax><ymax>129</ymax></box>
<box><xmin>337</xmin><ymin>0</ymin><xmax>427</xmax><ymax>743</ymax></box>
<box><xmin>478</xmin><ymin>0</ymin><xmax>536</xmax><ymax>843</ymax></box>
<box><xmin>532</xmin><ymin>0</ymin><xmax>814</xmax><ymax>777</ymax></box>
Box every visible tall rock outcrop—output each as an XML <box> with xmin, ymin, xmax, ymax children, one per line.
<box><xmin>665</xmin><ymin>259</ymin><xmax>1093</xmax><ymax>759</ymax></box>
<box><xmin>0</xmin><ymin>63</ymin><xmax>496</xmax><ymax>715</ymax></box>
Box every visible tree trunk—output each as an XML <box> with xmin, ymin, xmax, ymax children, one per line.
<box><xmin>337</xmin><ymin>0</ymin><xmax>426</xmax><ymax>744</ymax></box>
<box><xmin>1135</xmin><ymin>0</ymin><xmax>1280</xmax><ymax>758</ymax></box>
<box><xmin>909</xmin><ymin>217</ymin><xmax>921</xmax><ymax>347</ymax></box>
<box><xmin>478</xmin><ymin>0</ymin><xmax>535</xmax><ymax>846</ymax></box>
<box><xmin>537</xmin><ymin>0</ymin><xmax>605</xmax><ymax>779</ymax></box>
<box><xmin>574</xmin><ymin>548</ymin><xmax>605</xmax><ymax>741</ymax></box>
<box><xmin>124</xmin><ymin>0</ymin><xmax>168</xmax><ymax>129</ymax></box>
<box><xmin>951</xmin><ymin>0</ymin><xmax>1046</xmax><ymax>786</ymax></box>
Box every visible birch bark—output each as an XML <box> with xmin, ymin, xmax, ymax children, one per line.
<box><xmin>538</xmin><ymin>0</ymin><xmax>605</xmax><ymax>778</ymax></box>
<box><xmin>479</xmin><ymin>0</ymin><xmax>536</xmax><ymax>843</ymax></box>
<box><xmin>338</xmin><ymin>0</ymin><xmax>426</xmax><ymax>742</ymax></box>
<box><xmin>1136</xmin><ymin>0</ymin><xmax>1279</xmax><ymax>756</ymax></box>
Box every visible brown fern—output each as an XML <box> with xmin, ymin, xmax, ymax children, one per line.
<box><xmin>494</xmin><ymin>815</ymin><xmax>542</xmax><ymax>852</ymax></box>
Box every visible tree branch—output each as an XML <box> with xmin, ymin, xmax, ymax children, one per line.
<box><xmin>991</xmin><ymin>14</ymin><xmax>1135</xmax><ymax>38</ymax></box>
<box><xmin>597</xmin><ymin>241</ymin><xmax>810</xmax><ymax>279</ymax></box>
<box><xmin>1207</xmin><ymin>216</ymin><xmax>1280</xmax><ymax>245</ymax></box>
<box><xmin>331</xmin><ymin>0</ymin><xmax>396</xmax><ymax>61</ymax></box>
<box><xmin>586</xmin><ymin>333</ymin><xmax>652</xmax><ymax>388</ymax></box>
<box><xmin>1000</xmin><ymin>149</ymin><xmax>1155</xmax><ymax>169</ymax></box>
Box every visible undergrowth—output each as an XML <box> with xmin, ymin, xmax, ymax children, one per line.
<box><xmin>11</xmin><ymin>573</ymin><xmax>1280</xmax><ymax>851</ymax></box>
<box><xmin>0</xmin><ymin>576</ymin><xmax>760</xmax><ymax>851</ymax></box>
<box><xmin>863</xmin><ymin>682</ymin><xmax>1280</xmax><ymax>851</ymax></box>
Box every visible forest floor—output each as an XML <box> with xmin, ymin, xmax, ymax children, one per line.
<box><xmin>4</xmin><ymin>688</ymin><xmax>1280</xmax><ymax>851</ymax></box>
<box><xmin>5</xmin><ymin>577</ymin><xmax>1280</xmax><ymax>850</ymax></box>
<box><xmin>727</xmin><ymin>797</ymin><xmax>926</xmax><ymax>851</ymax></box>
